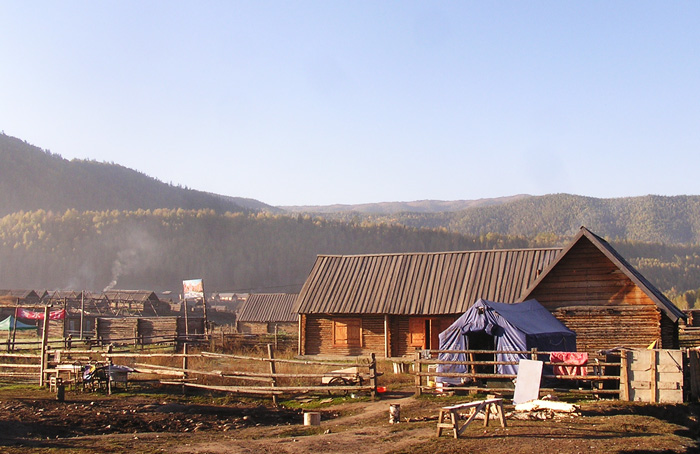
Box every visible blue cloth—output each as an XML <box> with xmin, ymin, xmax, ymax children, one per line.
<box><xmin>437</xmin><ymin>299</ymin><xmax>576</xmax><ymax>381</ymax></box>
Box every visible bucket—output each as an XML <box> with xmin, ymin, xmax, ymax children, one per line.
<box><xmin>303</xmin><ymin>412</ymin><xmax>321</xmax><ymax>426</ymax></box>
<box><xmin>389</xmin><ymin>404</ymin><xmax>400</xmax><ymax>424</ymax></box>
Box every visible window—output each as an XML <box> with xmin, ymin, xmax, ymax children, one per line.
<box><xmin>333</xmin><ymin>318</ymin><xmax>362</xmax><ymax>347</ymax></box>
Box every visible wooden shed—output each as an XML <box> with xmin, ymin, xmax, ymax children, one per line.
<box><xmin>236</xmin><ymin>293</ymin><xmax>299</xmax><ymax>335</ymax></box>
<box><xmin>294</xmin><ymin>227</ymin><xmax>684</xmax><ymax>358</ymax></box>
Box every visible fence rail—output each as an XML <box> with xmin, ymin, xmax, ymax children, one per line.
<box><xmin>0</xmin><ymin>342</ymin><xmax>379</xmax><ymax>403</ymax></box>
<box><xmin>414</xmin><ymin>348</ymin><xmax>622</xmax><ymax>396</ymax></box>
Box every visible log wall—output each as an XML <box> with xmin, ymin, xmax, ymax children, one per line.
<box><xmin>551</xmin><ymin>305</ymin><xmax>661</xmax><ymax>354</ymax></box>
<box><xmin>97</xmin><ymin>317</ymin><xmax>138</xmax><ymax>343</ymax></box>
<box><xmin>303</xmin><ymin>314</ymin><xmax>386</xmax><ymax>356</ymax></box>
<box><xmin>138</xmin><ymin>317</ymin><xmax>178</xmax><ymax>344</ymax></box>
<box><xmin>238</xmin><ymin>321</ymin><xmax>297</xmax><ymax>335</ymax></box>
<box><xmin>391</xmin><ymin>316</ymin><xmax>455</xmax><ymax>357</ymax></box>
<box><xmin>96</xmin><ymin>316</ymin><xmax>203</xmax><ymax>344</ymax></box>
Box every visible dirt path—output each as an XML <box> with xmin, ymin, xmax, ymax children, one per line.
<box><xmin>1</xmin><ymin>389</ymin><xmax>698</xmax><ymax>454</ymax></box>
<box><xmin>169</xmin><ymin>395</ymin><xmax>434</xmax><ymax>454</ymax></box>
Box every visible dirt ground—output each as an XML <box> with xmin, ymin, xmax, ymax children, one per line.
<box><xmin>0</xmin><ymin>386</ymin><xmax>699</xmax><ymax>454</ymax></box>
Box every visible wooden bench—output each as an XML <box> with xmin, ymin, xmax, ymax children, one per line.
<box><xmin>436</xmin><ymin>398</ymin><xmax>506</xmax><ymax>438</ymax></box>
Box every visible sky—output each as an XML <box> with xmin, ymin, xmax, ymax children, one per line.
<box><xmin>1</xmin><ymin>2</ymin><xmax>699</xmax><ymax>207</ymax></box>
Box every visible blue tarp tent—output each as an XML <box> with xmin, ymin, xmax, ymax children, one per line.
<box><xmin>437</xmin><ymin>299</ymin><xmax>576</xmax><ymax>383</ymax></box>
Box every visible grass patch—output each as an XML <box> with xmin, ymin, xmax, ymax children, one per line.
<box><xmin>282</xmin><ymin>394</ymin><xmax>370</xmax><ymax>410</ymax></box>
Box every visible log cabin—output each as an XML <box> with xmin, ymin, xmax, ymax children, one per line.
<box><xmin>520</xmin><ymin>227</ymin><xmax>684</xmax><ymax>353</ymax></box>
<box><xmin>293</xmin><ymin>227</ymin><xmax>684</xmax><ymax>357</ymax></box>
<box><xmin>236</xmin><ymin>293</ymin><xmax>299</xmax><ymax>335</ymax></box>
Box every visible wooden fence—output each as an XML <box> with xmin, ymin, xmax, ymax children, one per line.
<box><xmin>208</xmin><ymin>332</ymin><xmax>298</xmax><ymax>353</ymax></box>
<box><xmin>2</xmin><ymin>343</ymin><xmax>379</xmax><ymax>403</ymax></box>
<box><xmin>0</xmin><ymin>352</ymin><xmax>41</xmax><ymax>383</ymax></box>
<box><xmin>413</xmin><ymin>348</ymin><xmax>623</xmax><ymax>397</ymax></box>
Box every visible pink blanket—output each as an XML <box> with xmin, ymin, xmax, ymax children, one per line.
<box><xmin>550</xmin><ymin>352</ymin><xmax>588</xmax><ymax>376</ymax></box>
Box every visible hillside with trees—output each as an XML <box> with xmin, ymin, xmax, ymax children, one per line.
<box><xmin>0</xmin><ymin>208</ymin><xmax>526</xmax><ymax>293</ymax></box>
<box><xmin>0</xmin><ymin>133</ymin><xmax>274</xmax><ymax>217</ymax></box>
<box><xmin>2</xmin><ymin>132</ymin><xmax>700</xmax><ymax>309</ymax></box>
<box><xmin>301</xmin><ymin>194</ymin><xmax>700</xmax><ymax>245</ymax></box>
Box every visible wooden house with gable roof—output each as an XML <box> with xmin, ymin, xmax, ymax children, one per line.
<box><xmin>294</xmin><ymin>247</ymin><xmax>560</xmax><ymax>357</ymax></box>
<box><xmin>293</xmin><ymin>227</ymin><xmax>684</xmax><ymax>357</ymax></box>
<box><xmin>519</xmin><ymin>227</ymin><xmax>685</xmax><ymax>353</ymax></box>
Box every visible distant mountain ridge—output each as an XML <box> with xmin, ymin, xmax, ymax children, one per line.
<box><xmin>285</xmin><ymin>194</ymin><xmax>700</xmax><ymax>245</ymax></box>
<box><xmin>0</xmin><ymin>133</ymin><xmax>276</xmax><ymax>216</ymax></box>
<box><xmin>3</xmin><ymin>132</ymin><xmax>700</xmax><ymax>246</ymax></box>
<box><xmin>280</xmin><ymin>195</ymin><xmax>532</xmax><ymax>214</ymax></box>
<box><xmin>3</xmin><ymin>132</ymin><xmax>700</xmax><ymax>305</ymax></box>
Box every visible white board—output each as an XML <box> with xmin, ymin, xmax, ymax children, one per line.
<box><xmin>513</xmin><ymin>359</ymin><xmax>543</xmax><ymax>404</ymax></box>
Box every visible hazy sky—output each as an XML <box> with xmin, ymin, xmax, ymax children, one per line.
<box><xmin>1</xmin><ymin>2</ymin><xmax>699</xmax><ymax>206</ymax></box>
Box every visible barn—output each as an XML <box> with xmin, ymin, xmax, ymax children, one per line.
<box><xmin>293</xmin><ymin>227</ymin><xmax>684</xmax><ymax>357</ymax></box>
<box><xmin>236</xmin><ymin>293</ymin><xmax>299</xmax><ymax>335</ymax></box>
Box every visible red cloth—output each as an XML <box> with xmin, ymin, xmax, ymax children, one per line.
<box><xmin>550</xmin><ymin>351</ymin><xmax>588</xmax><ymax>376</ymax></box>
<box><xmin>17</xmin><ymin>308</ymin><xmax>66</xmax><ymax>320</ymax></box>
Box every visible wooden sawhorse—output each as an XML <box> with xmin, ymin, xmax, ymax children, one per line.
<box><xmin>436</xmin><ymin>398</ymin><xmax>506</xmax><ymax>438</ymax></box>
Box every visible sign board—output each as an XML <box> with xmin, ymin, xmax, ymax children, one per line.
<box><xmin>513</xmin><ymin>359</ymin><xmax>543</xmax><ymax>404</ymax></box>
<box><xmin>182</xmin><ymin>279</ymin><xmax>204</xmax><ymax>300</ymax></box>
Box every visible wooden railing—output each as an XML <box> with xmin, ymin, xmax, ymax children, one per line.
<box><xmin>2</xmin><ymin>343</ymin><xmax>380</xmax><ymax>403</ymax></box>
<box><xmin>413</xmin><ymin>348</ymin><xmax>622</xmax><ymax>396</ymax></box>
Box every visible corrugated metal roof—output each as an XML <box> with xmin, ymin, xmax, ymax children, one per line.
<box><xmin>237</xmin><ymin>293</ymin><xmax>299</xmax><ymax>323</ymax></box>
<box><xmin>294</xmin><ymin>248</ymin><xmax>561</xmax><ymax>315</ymax></box>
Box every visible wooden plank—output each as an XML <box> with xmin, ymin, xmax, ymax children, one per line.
<box><xmin>650</xmin><ymin>350</ymin><xmax>658</xmax><ymax>403</ymax></box>
<box><xmin>620</xmin><ymin>350</ymin><xmax>629</xmax><ymax>401</ymax></box>
<box><xmin>630</xmin><ymin>381</ymin><xmax>682</xmax><ymax>390</ymax></box>
<box><xmin>689</xmin><ymin>350</ymin><xmax>700</xmax><ymax>400</ymax></box>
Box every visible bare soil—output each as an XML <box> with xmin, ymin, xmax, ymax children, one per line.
<box><xmin>0</xmin><ymin>386</ymin><xmax>698</xmax><ymax>454</ymax></box>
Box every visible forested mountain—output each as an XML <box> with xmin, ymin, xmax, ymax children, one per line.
<box><xmin>0</xmin><ymin>133</ymin><xmax>275</xmax><ymax>216</ymax></box>
<box><xmin>0</xmin><ymin>209</ymin><xmax>525</xmax><ymax>293</ymax></box>
<box><xmin>295</xmin><ymin>194</ymin><xmax>700</xmax><ymax>246</ymax></box>
<box><xmin>2</xmin><ymin>132</ymin><xmax>700</xmax><ymax>309</ymax></box>
<box><xmin>281</xmin><ymin>195</ymin><xmax>530</xmax><ymax>214</ymax></box>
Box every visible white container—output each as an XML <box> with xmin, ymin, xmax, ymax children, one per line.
<box><xmin>389</xmin><ymin>404</ymin><xmax>401</xmax><ymax>424</ymax></box>
<box><xmin>304</xmin><ymin>412</ymin><xmax>321</xmax><ymax>426</ymax></box>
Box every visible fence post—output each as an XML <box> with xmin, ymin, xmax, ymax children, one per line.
<box><xmin>182</xmin><ymin>343</ymin><xmax>188</xmax><ymax>395</ymax></box>
<box><xmin>650</xmin><ymin>349</ymin><xmax>658</xmax><ymax>404</ymax></box>
<box><xmin>530</xmin><ymin>348</ymin><xmax>538</xmax><ymax>361</ymax></box>
<box><xmin>39</xmin><ymin>305</ymin><xmax>50</xmax><ymax>387</ymax></box>
<box><xmin>369</xmin><ymin>353</ymin><xmax>377</xmax><ymax>398</ymax></box>
<box><xmin>414</xmin><ymin>351</ymin><xmax>422</xmax><ymax>396</ymax></box>
<box><xmin>619</xmin><ymin>349</ymin><xmax>629</xmax><ymax>401</ymax></box>
<box><xmin>267</xmin><ymin>344</ymin><xmax>278</xmax><ymax>405</ymax></box>
<box><xmin>107</xmin><ymin>355</ymin><xmax>113</xmax><ymax>396</ymax></box>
